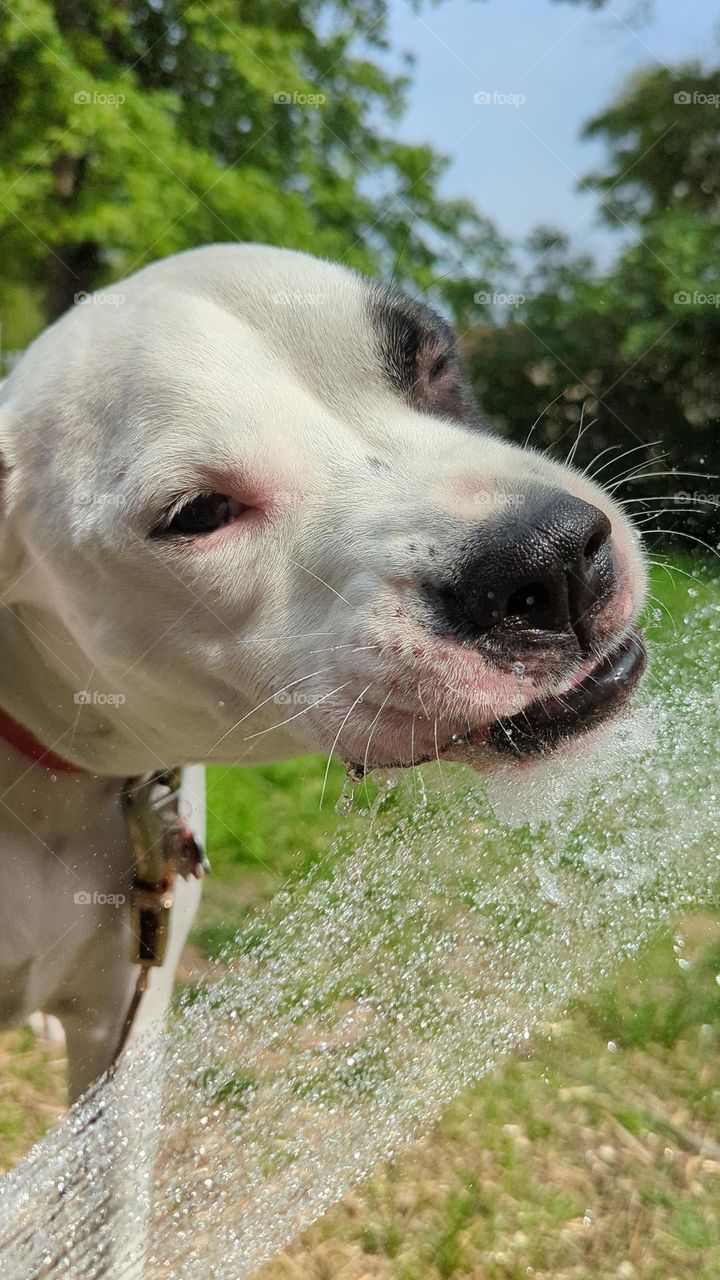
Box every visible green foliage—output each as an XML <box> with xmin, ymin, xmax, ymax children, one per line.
<box><xmin>464</xmin><ymin>62</ymin><xmax>720</xmax><ymax>545</ymax></box>
<box><xmin>0</xmin><ymin>0</ymin><xmax>505</xmax><ymax>323</ymax></box>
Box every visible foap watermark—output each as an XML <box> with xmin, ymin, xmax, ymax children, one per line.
<box><xmin>74</xmin><ymin>890</ymin><xmax>126</xmax><ymax>907</ymax></box>
<box><xmin>273</xmin><ymin>690</ymin><xmax>318</xmax><ymax>707</ymax></box>
<box><xmin>74</xmin><ymin>492</ymin><xmax>128</xmax><ymax>510</ymax></box>
<box><xmin>73</xmin><ymin>89</ymin><xmax>126</xmax><ymax>108</ymax></box>
<box><xmin>674</xmin><ymin>490</ymin><xmax>719</xmax><ymax>507</ymax></box>
<box><xmin>473</xmin><ymin>90</ymin><xmax>526</xmax><ymax>108</ymax></box>
<box><xmin>74</xmin><ymin>291</ymin><xmax>125</xmax><ymax>307</ymax></box>
<box><xmin>472</xmin><ymin>493</ymin><xmax>529</xmax><ymax>515</ymax></box>
<box><xmin>474</xmin><ymin>289</ymin><xmax>526</xmax><ymax>308</ymax></box>
<box><xmin>674</xmin><ymin>290</ymin><xmax>720</xmax><ymax>308</ymax></box>
<box><xmin>273</xmin><ymin>90</ymin><xmax>326</xmax><ymax>108</ymax></box>
<box><xmin>74</xmin><ymin>690</ymin><xmax>126</xmax><ymax>707</ymax></box>
<box><xmin>674</xmin><ymin>89</ymin><xmax>720</xmax><ymax>109</ymax></box>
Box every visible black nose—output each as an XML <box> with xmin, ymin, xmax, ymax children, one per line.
<box><xmin>431</xmin><ymin>493</ymin><xmax>615</xmax><ymax>652</ymax></box>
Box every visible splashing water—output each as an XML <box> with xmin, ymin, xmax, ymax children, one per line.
<box><xmin>1</xmin><ymin>597</ymin><xmax>719</xmax><ymax>1278</ymax></box>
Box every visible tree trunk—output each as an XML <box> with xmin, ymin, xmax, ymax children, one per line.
<box><xmin>44</xmin><ymin>240</ymin><xmax>102</xmax><ymax>323</ymax></box>
<box><xmin>43</xmin><ymin>152</ymin><xmax>101</xmax><ymax>323</ymax></box>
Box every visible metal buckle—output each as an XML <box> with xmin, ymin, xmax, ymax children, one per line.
<box><xmin>130</xmin><ymin>882</ymin><xmax>175</xmax><ymax>967</ymax></box>
<box><xmin>122</xmin><ymin>769</ymin><xmax>209</xmax><ymax>971</ymax></box>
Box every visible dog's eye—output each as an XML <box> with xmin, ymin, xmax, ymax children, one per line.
<box><xmin>155</xmin><ymin>492</ymin><xmax>248</xmax><ymax>537</ymax></box>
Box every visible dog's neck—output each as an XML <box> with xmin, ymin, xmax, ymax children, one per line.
<box><xmin>0</xmin><ymin>606</ymin><xmax>169</xmax><ymax>776</ymax></box>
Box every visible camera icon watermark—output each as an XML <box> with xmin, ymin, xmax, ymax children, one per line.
<box><xmin>674</xmin><ymin>490</ymin><xmax>719</xmax><ymax>506</ymax></box>
<box><xmin>674</xmin><ymin>290</ymin><xmax>720</xmax><ymax>307</ymax></box>
<box><xmin>473</xmin><ymin>90</ymin><xmax>526</xmax><ymax>108</ymax></box>
<box><xmin>74</xmin><ymin>492</ymin><xmax>128</xmax><ymax>509</ymax></box>
<box><xmin>74</xmin><ymin>690</ymin><xmax>126</xmax><ymax>707</ymax></box>
<box><xmin>74</xmin><ymin>291</ymin><xmax>125</xmax><ymax>307</ymax></box>
<box><xmin>674</xmin><ymin>89</ymin><xmax>720</xmax><ymax>108</ymax></box>
<box><xmin>472</xmin><ymin>493</ymin><xmax>529</xmax><ymax>514</ymax></box>
<box><xmin>273</xmin><ymin>690</ymin><xmax>317</xmax><ymax>706</ymax></box>
<box><xmin>74</xmin><ymin>890</ymin><xmax>126</xmax><ymax>907</ymax></box>
<box><xmin>73</xmin><ymin>89</ymin><xmax>125</xmax><ymax>108</ymax></box>
<box><xmin>273</xmin><ymin>90</ymin><xmax>326</xmax><ymax>108</ymax></box>
<box><xmin>474</xmin><ymin>289</ymin><xmax>526</xmax><ymax>307</ymax></box>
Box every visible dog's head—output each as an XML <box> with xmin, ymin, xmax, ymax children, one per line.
<box><xmin>0</xmin><ymin>245</ymin><xmax>647</xmax><ymax>776</ymax></box>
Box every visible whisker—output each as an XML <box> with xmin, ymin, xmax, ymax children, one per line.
<box><xmin>618</xmin><ymin>493</ymin><xmax>717</xmax><ymax>506</ymax></box>
<box><xmin>362</xmin><ymin>691</ymin><xmax>393</xmax><ymax>804</ymax></box>
<box><xmin>608</xmin><ymin>469</ymin><xmax>718</xmax><ymax>493</ymax></box>
<box><xmin>606</xmin><ymin>463</ymin><xmax>671</xmax><ymax>493</ymax></box>
<box><xmin>565</xmin><ymin>402</ymin><xmax>587</xmax><ymax>467</ymax></box>
<box><xmin>524</xmin><ymin>390</ymin><xmax>566</xmax><ymax>449</ymax></box>
<box><xmin>202</xmin><ymin>665</ymin><xmax>333</xmax><ymax>756</ymax></box>
<box><xmin>319</xmin><ymin>684</ymin><xmax>374</xmax><ymax>811</ymax></box>
<box><xmin>244</xmin><ymin>681</ymin><xmax>352</xmax><ymax>740</ymax></box>
<box><xmin>647</xmin><ymin>558</ymin><xmax>718</xmax><ymax>593</ymax></box>
<box><xmin>588</xmin><ymin>439</ymin><xmax>662</xmax><ymax>482</ymax></box>
<box><xmin>643</xmin><ymin>529</ymin><xmax>720</xmax><ymax>562</ymax></box>
<box><xmin>433</xmin><ymin>717</ymin><xmax>449</xmax><ymax>798</ymax></box>
<box><xmin>308</xmin><ymin>643</ymin><xmax>379</xmax><ymax>656</ymax></box>
<box><xmin>645</xmin><ymin>591</ymin><xmax>676</xmax><ymax>635</ymax></box>
<box><xmin>410</xmin><ymin>716</ymin><xmax>419</xmax><ymax>804</ymax></box>
<box><xmin>583</xmin><ymin>443</ymin><xmax>622</xmax><ymax>476</ymax></box>
<box><xmin>489</xmin><ymin>702</ymin><xmax>521</xmax><ymax>754</ymax></box>
<box><xmin>566</xmin><ymin>408</ymin><xmax>599</xmax><ymax>470</ymax></box>
<box><xmin>632</xmin><ymin>507</ymin><xmax>716</xmax><ymax>525</ymax></box>
<box><xmin>241</xmin><ymin>630</ymin><xmax>345</xmax><ymax>644</ymax></box>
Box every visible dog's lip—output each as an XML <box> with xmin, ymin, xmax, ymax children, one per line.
<box><xmin>346</xmin><ymin>628</ymin><xmax>647</xmax><ymax>775</ymax></box>
<box><xmin>464</xmin><ymin>626</ymin><xmax>647</xmax><ymax>757</ymax></box>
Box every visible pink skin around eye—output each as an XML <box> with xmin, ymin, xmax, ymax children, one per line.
<box><xmin>196</xmin><ymin>467</ymin><xmax>303</xmax><ymax>514</ymax></box>
<box><xmin>163</xmin><ymin>471</ymin><xmax>301</xmax><ymax>552</ymax></box>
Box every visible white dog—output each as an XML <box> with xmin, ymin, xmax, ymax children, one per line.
<box><xmin>0</xmin><ymin>243</ymin><xmax>647</xmax><ymax>1107</ymax></box>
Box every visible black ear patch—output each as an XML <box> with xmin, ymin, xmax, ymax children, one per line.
<box><xmin>367</xmin><ymin>282</ymin><xmax>479</xmax><ymax>425</ymax></box>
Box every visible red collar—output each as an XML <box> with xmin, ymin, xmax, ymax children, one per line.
<box><xmin>0</xmin><ymin>705</ymin><xmax>86</xmax><ymax>774</ymax></box>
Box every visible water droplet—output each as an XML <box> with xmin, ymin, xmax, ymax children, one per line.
<box><xmin>336</xmin><ymin>772</ymin><xmax>359</xmax><ymax>814</ymax></box>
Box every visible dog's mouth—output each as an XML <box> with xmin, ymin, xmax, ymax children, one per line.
<box><xmin>350</xmin><ymin>627</ymin><xmax>647</xmax><ymax>777</ymax></box>
<box><xmin>458</xmin><ymin>626</ymin><xmax>648</xmax><ymax>759</ymax></box>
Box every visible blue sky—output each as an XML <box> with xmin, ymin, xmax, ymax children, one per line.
<box><xmin>386</xmin><ymin>0</ymin><xmax>717</xmax><ymax>267</ymax></box>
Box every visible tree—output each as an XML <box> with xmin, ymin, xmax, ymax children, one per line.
<box><xmin>464</xmin><ymin>63</ymin><xmax>720</xmax><ymax>545</ymax></box>
<box><xmin>0</xmin><ymin>0</ymin><xmax>507</xmax><ymax>323</ymax></box>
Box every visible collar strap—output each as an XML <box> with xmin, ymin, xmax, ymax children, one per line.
<box><xmin>0</xmin><ymin>705</ymin><xmax>86</xmax><ymax>774</ymax></box>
